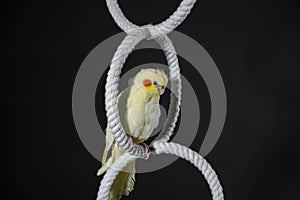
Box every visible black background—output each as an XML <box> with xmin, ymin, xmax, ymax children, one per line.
<box><xmin>2</xmin><ymin>0</ymin><xmax>300</xmax><ymax>199</ymax></box>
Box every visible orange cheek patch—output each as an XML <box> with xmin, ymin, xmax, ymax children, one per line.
<box><xmin>143</xmin><ymin>79</ymin><xmax>152</xmax><ymax>87</ymax></box>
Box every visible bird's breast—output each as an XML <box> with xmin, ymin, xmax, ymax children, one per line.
<box><xmin>126</xmin><ymin>94</ymin><xmax>161</xmax><ymax>141</ymax></box>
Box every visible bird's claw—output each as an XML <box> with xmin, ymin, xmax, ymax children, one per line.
<box><xmin>122</xmin><ymin>136</ymin><xmax>150</xmax><ymax>154</ymax></box>
<box><xmin>128</xmin><ymin>136</ymin><xmax>135</xmax><ymax>145</ymax></box>
<box><xmin>141</xmin><ymin>143</ymin><xmax>150</xmax><ymax>154</ymax></box>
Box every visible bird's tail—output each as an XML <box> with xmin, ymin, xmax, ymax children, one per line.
<box><xmin>109</xmin><ymin>160</ymin><xmax>135</xmax><ymax>200</ymax></box>
<box><xmin>98</xmin><ymin>142</ymin><xmax>136</xmax><ymax>200</ymax></box>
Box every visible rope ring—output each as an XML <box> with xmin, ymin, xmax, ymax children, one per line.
<box><xmin>97</xmin><ymin>142</ymin><xmax>224</xmax><ymax>200</ymax></box>
<box><xmin>106</xmin><ymin>0</ymin><xmax>197</xmax><ymax>38</ymax></box>
<box><xmin>105</xmin><ymin>31</ymin><xmax>182</xmax><ymax>158</ymax></box>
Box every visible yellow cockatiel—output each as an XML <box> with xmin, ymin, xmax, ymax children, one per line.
<box><xmin>97</xmin><ymin>68</ymin><xmax>168</xmax><ymax>200</ymax></box>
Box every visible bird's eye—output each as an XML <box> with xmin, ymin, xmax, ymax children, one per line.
<box><xmin>153</xmin><ymin>80</ymin><xmax>158</xmax><ymax>86</ymax></box>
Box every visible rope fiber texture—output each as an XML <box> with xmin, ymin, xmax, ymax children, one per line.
<box><xmin>98</xmin><ymin>0</ymin><xmax>225</xmax><ymax>199</ymax></box>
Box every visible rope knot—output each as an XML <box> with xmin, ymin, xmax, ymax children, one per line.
<box><xmin>128</xmin><ymin>25</ymin><xmax>161</xmax><ymax>40</ymax></box>
<box><xmin>141</xmin><ymin>24</ymin><xmax>159</xmax><ymax>40</ymax></box>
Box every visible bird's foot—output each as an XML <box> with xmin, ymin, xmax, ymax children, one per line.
<box><xmin>128</xmin><ymin>136</ymin><xmax>135</xmax><ymax>145</ymax></box>
<box><xmin>141</xmin><ymin>143</ymin><xmax>150</xmax><ymax>154</ymax></box>
<box><xmin>129</xmin><ymin>137</ymin><xmax>150</xmax><ymax>154</ymax></box>
<box><xmin>122</xmin><ymin>136</ymin><xmax>150</xmax><ymax>154</ymax></box>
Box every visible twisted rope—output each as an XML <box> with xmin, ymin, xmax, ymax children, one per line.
<box><xmin>97</xmin><ymin>153</ymin><xmax>137</xmax><ymax>200</ymax></box>
<box><xmin>106</xmin><ymin>0</ymin><xmax>197</xmax><ymax>38</ymax></box>
<box><xmin>97</xmin><ymin>142</ymin><xmax>224</xmax><ymax>200</ymax></box>
<box><xmin>98</xmin><ymin>1</ymin><xmax>225</xmax><ymax>200</ymax></box>
<box><xmin>152</xmin><ymin>142</ymin><xmax>224</xmax><ymax>200</ymax></box>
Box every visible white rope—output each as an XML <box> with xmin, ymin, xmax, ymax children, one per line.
<box><xmin>97</xmin><ymin>153</ymin><xmax>138</xmax><ymax>200</ymax></box>
<box><xmin>99</xmin><ymin>1</ymin><xmax>225</xmax><ymax>200</ymax></box>
<box><xmin>97</xmin><ymin>142</ymin><xmax>224</xmax><ymax>200</ymax></box>
<box><xmin>106</xmin><ymin>0</ymin><xmax>197</xmax><ymax>38</ymax></box>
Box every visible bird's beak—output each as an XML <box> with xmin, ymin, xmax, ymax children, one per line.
<box><xmin>158</xmin><ymin>86</ymin><xmax>165</xmax><ymax>95</ymax></box>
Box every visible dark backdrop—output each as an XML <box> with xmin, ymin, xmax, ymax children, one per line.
<box><xmin>2</xmin><ymin>0</ymin><xmax>300</xmax><ymax>199</ymax></box>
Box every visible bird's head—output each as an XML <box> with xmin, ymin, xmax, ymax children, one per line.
<box><xmin>132</xmin><ymin>68</ymin><xmax>168</xmax><ymax>96</ymax></box>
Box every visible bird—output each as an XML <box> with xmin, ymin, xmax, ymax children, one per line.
<box><xmin>97</xmin><ymin>68</ymin><xmax>168</xmax><ymax>200</ymax></box>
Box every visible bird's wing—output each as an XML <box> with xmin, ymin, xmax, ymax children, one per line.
<box><xmin>126</xmin><ymin>91</ymin><xmax>147</xmax><ymax>138</ymax></box>
<box><xmin>118</xmin><ymin>87</ymin><xmax>131</xmax><ymax>135</ymax></box>
<box><xmin>101</xmin><ymin>127</ymin><xmax>114</xmax><ymax>164</ymax></box>
<box><xmin>139</xmin><ymin>97</ymin><xmax>161</xmax><ymax>141</ymax></box>
<box><xmin>126</xmin><ymin>106</ymin><xmax>145</xmax><ymax>138</ymax></box>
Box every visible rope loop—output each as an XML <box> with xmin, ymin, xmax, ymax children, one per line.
<box><xmin>97</xmin><ymin>142</ymin><xmax>224</xmax><ymax>200</ymax></box>
<box><xmin>105</xmin><ymin>32</ymin><xmax>182</xmax><ymax>158</ymax></box>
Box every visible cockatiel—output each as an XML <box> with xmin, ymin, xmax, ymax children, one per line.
<box><xmin>97</xmin><ymin>68</ymin><xmax>168</xmax><ymax>200</ymax></box>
